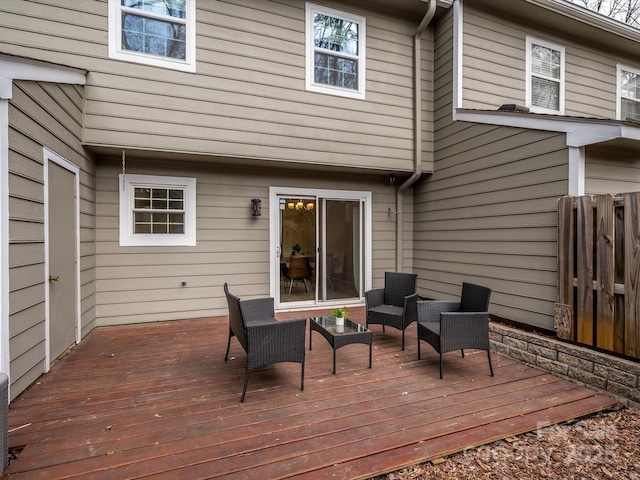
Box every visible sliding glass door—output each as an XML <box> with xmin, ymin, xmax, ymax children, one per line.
<box><xmin>270</xmin><ymin>187</ymin><xmax>371</xmax><ymax>309</ymax></box>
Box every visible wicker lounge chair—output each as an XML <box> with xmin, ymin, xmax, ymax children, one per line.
<box><xmin>417</xmin><ymin>282</ymin><xmax>493</xmax><ymax>378</ymax></box>
<box><xmin>224</xmin><ymin>283</ymin><xmax>306</xmax><ymax>402</ymax></box>
<box><xmin>364</xmin><ymin>272</ymin><xmax>418</xmax><ymax>350</ymax></box>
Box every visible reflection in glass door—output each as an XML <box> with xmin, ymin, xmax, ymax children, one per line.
<box><xmin>273</xmin><ymin>188</ymin><xmax>369</xmax><ymax>308</ymax></box>
<box><xmin>320</xmin><ymin>199</ymin><xmax>362</xmax><ymax>301</ymax></box>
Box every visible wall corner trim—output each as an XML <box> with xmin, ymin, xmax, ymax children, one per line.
<box><xmin>0</xmin><ymin>79</ymin><xmax>11</xmax><ymax>99</ymax></box>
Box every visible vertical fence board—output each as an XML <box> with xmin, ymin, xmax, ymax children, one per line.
<box><xmin>624</xmin><ymin>193</ymin><xmax>640</xmax><ymax>358</ymax></box>
<box><xmin>596</xmin><ymin>195</ymin><xmax>614</xmax><ymax>350</ymax></box>
<box><xmin>576</xmin><ymin>196</ymin><xmax>594</xmax><ymax>346</ymax></box>
<box><xmin>614</xmin><ymin>202</ymin><xmax>626</xmax><ymax>354</ymax></box>
<box><xmin>557</xmin><ymin>196</ymin><xmax>575</xmax><ymax>338</ymax></box>
<box><xmin>558</xmin><ymin>193</ymin><xmax>639</xmax><ymax>358</ymax></box>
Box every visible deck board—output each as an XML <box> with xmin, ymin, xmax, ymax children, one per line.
<box><xmin>4</xmin><ymin>307</ymin><xmax>618</xmax><ymax>479</ymax></box>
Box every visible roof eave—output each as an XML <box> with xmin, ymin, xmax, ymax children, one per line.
<box><xmin>455</xmin><ymin>109</ymin><xmax>640</xmax><ymax>149</ymax></box>
<box><xmin>525</xmin><ymin>0</ymin><xmax>640</xmax><ymax>43</ymax></box>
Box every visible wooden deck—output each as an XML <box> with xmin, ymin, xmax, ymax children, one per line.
<box><xmin>4</xmin><ymin>307</ymin><xmax>618</xmax><ymax>479</ymax></box>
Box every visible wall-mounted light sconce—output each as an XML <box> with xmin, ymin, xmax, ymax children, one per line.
<box><xmin>389</xmin><ymin>173</ymin><xmax>396</xmax><ymax>185</ymax></box>
<box><xmin>251</xmin><ymin>198</ymin><xmax>261</xmax><ymax>216</ymax></box>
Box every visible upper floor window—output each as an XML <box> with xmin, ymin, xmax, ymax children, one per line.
<box><xmin>305</xmin><ymin>3</ymin><xmax>366</xmax><ymax>100</ymax></box>
<box><xmin>526</xmin><ymin>37</ymin><xmax>565</xmax><ymax>114</ymax></box>
<box><xmin>108</xmin><ymin>0</ymin><xmax>196</xmax><ymax>73</ymax></box>
<box><xmin>119</xmin><ymin>174</ymin><xmax>197</xmax><ymax>246</ymax></box>
<box><xmin>618</xmin><ymin>65</ymin><xmax>640</xmax><ymax>122</ymax></box>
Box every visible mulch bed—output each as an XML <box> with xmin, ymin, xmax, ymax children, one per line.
<box><xmin>373</xmin><ymin>405</ymin><xmax>639</xmax><ymax>479</ymax></box>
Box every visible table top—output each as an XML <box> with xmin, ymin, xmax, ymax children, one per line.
<box><xmin>310</xmin><ymin>316</ymin><xmax>370</xmax><ymax>336</ymax></box>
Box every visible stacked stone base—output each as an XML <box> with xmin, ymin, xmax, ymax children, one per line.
<box><xmin>490</xmin><ymin>322</ymin><xmax>640</xmax><ymax>409</ymax></box>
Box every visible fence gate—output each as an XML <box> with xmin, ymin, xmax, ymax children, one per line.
<box><xmin>557</xmin><ymin>193</ymin><xmax>640</xmax><ymax>359</ymax></box>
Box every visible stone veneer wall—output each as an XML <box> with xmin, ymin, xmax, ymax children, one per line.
<box><xmin>489</xmin><ymin>322</ymin><xmax>640</xmax><ymax>409</ymax></box>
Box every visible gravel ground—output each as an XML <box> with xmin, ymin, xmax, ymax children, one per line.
<box><xmin>372</xmin><ymin>405</ymin><xmax>639</xmax><ymax>480</ymax></box>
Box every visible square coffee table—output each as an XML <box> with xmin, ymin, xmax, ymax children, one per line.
<box><xmin>309</xmin><ymin>316</ymin><xmax>373</xmax><ymax>374</ymax></box>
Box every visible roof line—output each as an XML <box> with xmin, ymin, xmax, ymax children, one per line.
<box><xmin>526</xmin><ymin>0</ymin><xmax>640</xmax><ymax>42</ymax></box>
<box><xmin>454</xmin><ymin>108</ymin><xmax>640</xmax><ymax>147</ymax></box>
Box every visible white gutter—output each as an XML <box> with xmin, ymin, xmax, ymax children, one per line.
<box><xmin>395</xmin><ymin>0</ymin><xmax>437</xmax><ymax>272</ymax></box>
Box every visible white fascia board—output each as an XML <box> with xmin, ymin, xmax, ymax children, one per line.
<box><xmin>455</xmin><ymin>110</ymin><xmax>570</xmax><ymax>131</ymax></box>
<box><xmin>620</xmin><ymin>125</ymin><xmax>640</xmax><ymax>142</ymax></box>
<box><xmin>565</xmin><ymin>128</ymin><xmax>624</xmax><ymax>147</ymax></box>
<box><xmin>525</xmin><ymin>0</ymin><xmax>640</xmax><ymax>43</ymax></box>
<box><xmin>455</xmin><ymin>110</ymin><xmax>639</xmax><ymax>148</ymax></box>
<box><xmin>0</xmin><ymin>55</ymin><xmax>86</xmax><ymax>86</ymax></box>
<box><xmin>566</xmin><ymin>123</ymin><xmax>640</xmax><ymax>146</ymax></box>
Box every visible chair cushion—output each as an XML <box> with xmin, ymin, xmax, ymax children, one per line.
<box><xmin>246</xmin><ymin>317</ymin><xmax>278</xmax><ymax>326</ymax></box>
<box><xmin>422</xmin><ymin>322</ymin><xmax>440</xmax><ymax>335</ymax></box>
<box><xmin>369</xmin><ymin>304</ymin><xmax>403</xmax><ymax>317</ymax></box>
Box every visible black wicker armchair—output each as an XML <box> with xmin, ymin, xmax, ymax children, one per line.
<box><xmin>224</xmin><ymin>283</ymin><xmax>306</xmax><ymax>402</ymax></box>
<box><xmin>364</xmin><ymin>272</ymin><xmax>418</xmax><ymax>350</ymax></box>
<box><xmin>417</xmin><ymin>282</ymin><xmax>493</xmax><ymax>379</ymax></box>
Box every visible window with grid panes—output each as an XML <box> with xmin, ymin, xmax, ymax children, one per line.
<box><xmin>526</xmin><ymin>37</ymin><xmax>564</xmax><ymax>114</ymax></box>
<box><xmin>306</xmin><ymin>3</ymin><xmax>366</xmax><ymax>99</ymax></box>
<box><xmin>108</xmin><ymin>0</ymin><xmax>196</xmax><ymax>72</ymax></box>
<box><xmin>119</xmin><ymin>174</ymin><xmax>196</xmax><ymax>246</ymax></box>
<box><xmin>619</xmin><ymin>66</ymin><xmax>640</xmax><ymax>121</ymax></box>
<box><xmin>133</xmin><ymin>186</ymin><xmax>185</xmax><ymax>234</ymax></box>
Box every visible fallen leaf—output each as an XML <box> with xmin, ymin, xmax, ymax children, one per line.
<box><xmin>602</xmin><ymin>466</ymin><xmax>614</xmax><ymax>477</ymax></box>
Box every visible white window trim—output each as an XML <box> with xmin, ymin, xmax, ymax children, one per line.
<box><xmin>526</xmin><ymin>36</ymin><xmax>565</xmax><ymax>115</ymax></box>
<box><xmin>305</xmin><ymin>3</ymin><xmax>366</xmax><ymax>100</ymax></box>
<box><xmin>617</xmin><ymin>63</ymin><xmax>640</xmax><ymax>121</ymax></box>
<box><xmin>108</xmin><ymin>0</ymin><xmax>196</xmax><ymax>73</ymax></box>
<box><xmin>119</xmin><ymin>174</ymin><xmax>196</xmax><ymax>247</ymax></box>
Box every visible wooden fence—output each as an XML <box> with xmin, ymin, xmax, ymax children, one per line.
<box><xmin>557</xmin><ymin>193</ymin><xmax>640</xmax><ymax>359</ymax></box>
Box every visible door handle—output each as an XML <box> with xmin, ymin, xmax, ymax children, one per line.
<box><xmin>49</xmin><ymin>275</ymin><xmax>59</xmax><ymax>282</ymax></box>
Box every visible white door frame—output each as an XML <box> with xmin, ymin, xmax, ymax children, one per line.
<box><xmin>269</xmin><ymin>186</ymin><xmax>372</xmax><ymax>308</ymax></box>
<box><xmin>43</xmin><ymin>148</ymin><xmax>81</xmax><ymax>370</ymax></box>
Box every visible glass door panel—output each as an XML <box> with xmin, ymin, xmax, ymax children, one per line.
<box><xmin>320</xmin><ymin>199</ymin><xmax>362</xmax><ymax>301</ymax></box>
<box><xmin>279</xmin><ymin>197</ymin><xmax>316</xmax><ymax>304</ymax></box>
